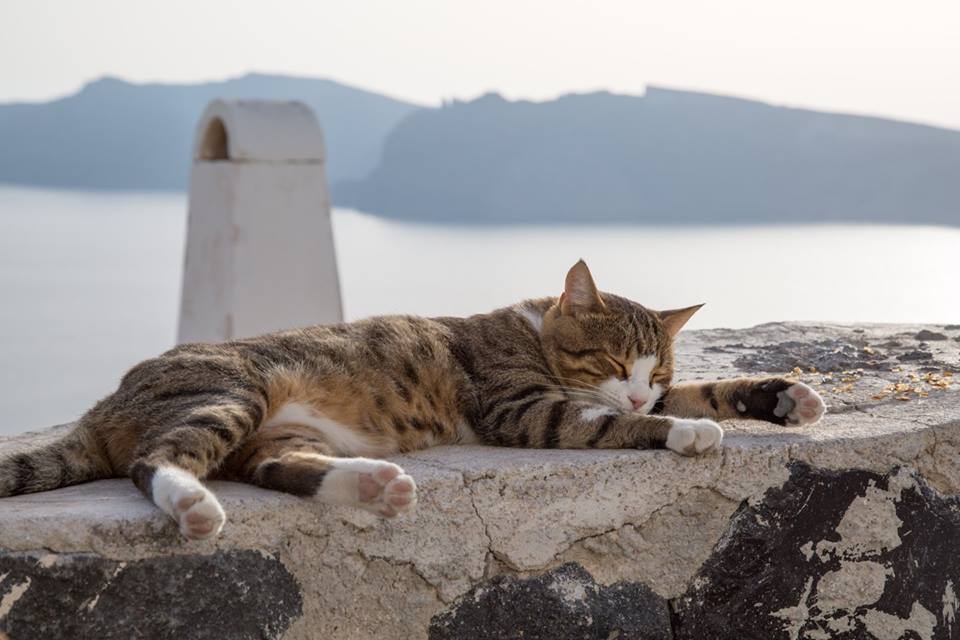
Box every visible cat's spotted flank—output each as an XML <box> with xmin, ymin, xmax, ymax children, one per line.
<box><xmin>0</xmin><ymin>261</ymin><xmax>825</xmax><ymax>539</ymax></box>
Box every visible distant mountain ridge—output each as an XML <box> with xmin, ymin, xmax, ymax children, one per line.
<box><xmin>337</xmin><ymin>87</ymin><xmax>960</xmax><ymax>225</ymax></box>
<box><xmin>2</xmin><ymin>76</ymin><xmax>958</xmax><ymax>225</ymax></box>
<box><xmin>0</xmin><ymin>73</ymin><xmax>421</xmax><ymax>189</ymax></box>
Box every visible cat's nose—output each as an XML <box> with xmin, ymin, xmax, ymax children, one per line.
<box><xmin>629</xmin><ymin>393</ymin><xmax>648</xmax><ymax>410</ymax></box>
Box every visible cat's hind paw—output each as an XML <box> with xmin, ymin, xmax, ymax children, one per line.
<box><xmin>322</xmin><ymin>459</ymin><xmax>418</xmax><ymax>518</ymax></box>
<box><xmin>775</xmin><ymin>382</ymin><xmax>826</xmax><ymax>426</ymax></box>
<box><xmin>359</xmin><ymin>464</ymin><xmax>418</xmax><ymax>518</ymax></box>
<box><xmin>152</xmin><ymin>466</ymin><xmax>226</xmax><ymax>540</ymax></box>
<box><xmin>665</xmin><ymin>418</ymin><xmax>723</xmax><ymax>456</ymax></box>
<box><xmin>173</xmin><ymin>490</ymin><xmax>226</xmax><ymax>540</ymax></box>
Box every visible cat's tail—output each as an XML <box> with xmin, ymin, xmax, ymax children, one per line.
<box><xmin>0</xmin><ymin>424</ymin><xmax>111</xmax><ymax>497</ymax></box>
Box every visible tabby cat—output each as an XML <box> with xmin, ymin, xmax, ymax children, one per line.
<box><xmin>0</xmin><ymin>261</ymin><xmax>825</xmax><ymax>539</ymax></box>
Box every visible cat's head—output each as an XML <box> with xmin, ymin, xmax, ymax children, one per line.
<box><xmin>538</xmin><ymin>260</ymin><xmax>701</xmax><ymax>414</ymax></box>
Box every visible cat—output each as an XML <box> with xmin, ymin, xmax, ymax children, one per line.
<box><xmin>0</xmin><ymin>260</ymin><xmax>825</xmax><ymax>540</ymax></box>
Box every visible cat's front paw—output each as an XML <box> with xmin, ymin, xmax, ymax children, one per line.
<box><xmin>665</xmin><ymin>418</ymin><xmax>723</xmax><ymax>456</ymax></box>
<box><xmin>775</xmin><ymin>382</ymin><xmax>826</xmax><ymax>426</ymax></box>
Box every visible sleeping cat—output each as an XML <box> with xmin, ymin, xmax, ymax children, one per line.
<box><xmin>0</xmin><ymin>261</ymin><xmax>825</xmax><ymax>539</ymax></box>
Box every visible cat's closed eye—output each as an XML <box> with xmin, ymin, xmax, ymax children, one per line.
<box><xmin>651</xmin><ymin>366</ymin><xmax>671</xmax><ymax>386</ymax></box>
<box><xmin>605</xmin><ymin>357</ymin><xmax>629</xmax><ymax>380</ymax></box>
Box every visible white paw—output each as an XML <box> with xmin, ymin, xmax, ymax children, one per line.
<box><xmin>665</xmin><ymin>418</ymin><xmax>724</xmax><ymax>456</ymax></box>
<box><xmin>320</xmin><ymin>458</ymin><xmax>418</xmax><ymax>518</ymax></box>
<box><xmin>151</xmin><ymin>466</ymin><xmax>226</xmax><ymax>540</ymax></box>
<box><xmin>172</xmin><ymin>490</ymin><xmax>226</xmax><ymax>540</ymax></box>
<box><xmin>776</xmin><ymin>382</ymin><xmax>826</xmax><ymax>426</ymax></box>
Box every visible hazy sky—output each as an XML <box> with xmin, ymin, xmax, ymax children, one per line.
<box><xmin>3</xmin><ymin>0</ymin><xmax>959</xmax><ymax>128</ymax></box>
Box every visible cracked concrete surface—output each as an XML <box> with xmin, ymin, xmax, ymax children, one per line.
<box><xmin>0</xmin><ymin>323</ymin><xmax>957</xmax><ymax>639</ymax></box>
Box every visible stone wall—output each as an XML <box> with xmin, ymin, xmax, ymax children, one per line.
<box><xmin>1</xmin><ymin>323</ymin><xmax>958</xmax><ymax>639</ymax></box>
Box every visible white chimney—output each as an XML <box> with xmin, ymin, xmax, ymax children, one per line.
<box><xmin>178</xmin><ymin>100</ymin><xmax>343</xmax><ymax>343</ymax></box>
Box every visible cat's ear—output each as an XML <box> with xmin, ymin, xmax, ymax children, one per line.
<box><xmin>658</xmin><ymin>304</ymin><xmax>704</xmax><ymax>337</ymax></box>
<box><xmin>560</xmin><ymin>260</ymin><xmax>606</xmax><ymax>316</ymax></box>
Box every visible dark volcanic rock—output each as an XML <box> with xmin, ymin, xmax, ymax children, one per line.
<box><xmin>672</xmin><ymin>463</ymin><xmax>960</xmax><ymax>640</ymax></box>
<box><xmin>898</xmin><ymin>349</ymin><xmax>934</xmax><ymax>362</ymax></box>
<box><xmin>0</xmin><ymin>549</ymin><xmax>302</xmax><ymax>640</ymax></box>
<box><xmin>915</xmin><ymin>330</ymin><xmax>949</xmax><ymax>341</ymax></box>
<box><xmin>732</xmin><ymin>339</ymin><xmax>882</xmax><ymax>373</ymax></box>
<box><xmin>429</xmin><ymin>563</ymin><xmax>671</xmax><ymax>640</ymax></box>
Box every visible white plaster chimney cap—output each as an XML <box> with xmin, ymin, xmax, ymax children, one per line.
<box><xmin>193</xmin><ymin>99</ymin><xmax>325</xmax><ymax>163</ymax></box>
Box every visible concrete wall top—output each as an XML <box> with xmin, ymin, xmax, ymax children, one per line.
<box><xmin>2</xmin><ymin>322</ymin><xmax>959</xmax><ymax>639</ymax></box>
<box><xmin>193</xmin><ymin>99</ymin><xmax>326</xmax><ymax>163</ymax></box>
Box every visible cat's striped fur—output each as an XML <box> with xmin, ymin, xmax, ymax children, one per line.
<box><xmin>0</xmin><ymin>261</ymin><xmax>825</xmax><ymax>539</ymax></box>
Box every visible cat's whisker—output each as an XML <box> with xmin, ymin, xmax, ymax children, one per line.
<box><xmin>561</xmin><ymin>390</ymin><xmax>606</xmax><ymax>402</ymax></box>
<box><xmin>540</xmin><ymin>382</ymin><xmax>605</xmax><ymax>398</ymax></box>
<box><xmin>546</xmin><ymin>379</ymin><xmax>622</xmax><ymax>403</ymax></box>
<box><xmin>543</xmin><ymin>373</ymin><xmax>633</xmax><ymax>409</ymax></box>
<box><xmin>547</xmin><ymin>374</ymin><xmax>609</xmax><ymax>392</ymax></box>
<box><xmin>540</xmin><ymin>383</ymin><xmax>623</xmax><ymax>408</ymax></box>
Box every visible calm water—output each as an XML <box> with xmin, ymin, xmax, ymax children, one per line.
<box><xmin>1</xmin><ymin>186</ymin><xmax>957</xmax><ymax>434</ymax></box>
